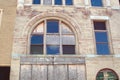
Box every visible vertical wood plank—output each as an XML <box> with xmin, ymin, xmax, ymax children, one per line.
<box><xmin>76</xmin><ymin>65</ymin><xmax>86</xmax><ymax>80</ymax></box>
<box><xmin>20</xmin><ymin>65</ymin><xmax>31</xmax><ymax>80</ymax></box>
<box><xmin>54</xmin><ymin>65</ymin><xmax>68</xmax><ymax>80</ymax></box>
<box><xmin>32</xmin><ymin>65</ymin><xmax>47</xmax><ymax>80</ymax></box>
<box><xmin>48</xmin><ymin>65</ymin><xmax>54</xmax><ymax>80</ymax></box>
<box><xmin>68</xmin><ymin>65</ymin><xmax>77</xmax><ymax>80</ymax></box>
<box><xmin>48</xmin><ymin>65</ymin><xmax>68</xmax><ymax>80</ymax></box>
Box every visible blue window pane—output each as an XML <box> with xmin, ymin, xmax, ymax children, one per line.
<box><xmin>55</xmin><ymin>0</ymin><xmax>62</xmax><ymax>5</ymax></box>
<box><xmin>95</xmin><ymin>32</ymin><xmax>108</xmax><ymax>42</ymax></box>
<box><xmin>31</xmin><ymin>35</ymin><xmax>43</xmax><ymax>44</ymax></box>
<box><xmin>91</xmin><ymin>0</ymin><xmax>103</xmax><ymax>6</ymax></box>
<box><xmin>65</xmin><ymin>0</ymin><xmax>73</xmax><ymax>5</ymax></box>
<box><xmin>47</xmin><ymin>45</ymin><xmax>59</xmax><ymax>55</ymax></box>
<box><xmin>33</xmin><ymin>0</ymin><xmax>40</xmax><ymax>4</ymax></box>
<box><xmin>96</xmin><ymin>43</ymin><xmax>110</xmax><ymax>55</ymax></box>
<box><xmin>47</xmin><ymin>20</ymin><xmax>59</xmax><ymax>33</ymax></box>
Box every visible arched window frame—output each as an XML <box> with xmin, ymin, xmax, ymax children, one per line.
<box><xmin>96</xmin><ymin>68</ymin><xmax>119</xmax><ymax>80</ymax></box>
<box><xmin>30</xmin><ymin>19</ymin><xmax>77</xmax><ymax>55</ymax></box>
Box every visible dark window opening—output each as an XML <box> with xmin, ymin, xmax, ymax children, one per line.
<box><xmin>33</xmin><ymin>0</ymin><xmax>40</xmax><ymax>4</ymax></box>
<box><xmin>94</xmin><ymin>21</ymin><xmax>106</xmax><ymax>30</ymax></box>
<box><xmin>0</xmin><ymin>67</ymin><xmax>10</xmax><ymax>80</ymax></box>
<box><xmin>30</xmin><ymin>45</ymin><xmax>43</xmax><ymax>54</ymax></box>
<box><xmin>65</xmin><ymin>0</ymin><xmax>73</xmax><ymax>5</ymax></box>
<box><xmin>91</xmin><ymin>0</ymin><xmax>103</xmax><ymax>6</ymax></box>
<box><xmin>63</xmin><ymin>45</ymin><xmax>75</xmax><ymax>54</ymax></box>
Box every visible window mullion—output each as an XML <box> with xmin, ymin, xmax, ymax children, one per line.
<box><xmin>41</xmin><ymin>0</ymin><xmax>43</xmax><ymax>5</ymax></box>
<box><xmin>52</xmin><ymin>0</ymin><xmax>54</xmax><ymax>5</ymax></box>
<box><xmin>59</xmin><ymin>20</ymin><xmax>63</xmax><ymax>55</ymax></box>
<box><xmin>63</xmin><ymin>0</ymin><xmax>65</xmax><ymax>6</ymax></box>
<box><xmin>44</xmin><ymin>20</ymin><xmax>47</xmax><ymax>55</ymax></box>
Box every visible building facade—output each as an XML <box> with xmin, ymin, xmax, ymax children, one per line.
<box><xmin>0</xmin><ymin>0</ymin><xmax>120</xmax><ymax>80</ymax></box>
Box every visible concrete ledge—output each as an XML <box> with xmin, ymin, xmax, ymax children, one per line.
<box><xmin>20</xmin><ymin>56</ymin><xmax>85</xmax><ymax>65</ymax></box>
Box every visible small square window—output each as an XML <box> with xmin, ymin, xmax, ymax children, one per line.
<box><xmin>96</xmin><ymin>43</ymin><xmax>110</xmax><ymax>55</ymax></box>
<box><xmin>91</xmin><ymin>0</ymin><xmax>103</xmax><ymax>6</ymax></box>
<box><xmin>94</xmin><ymin>21</ymin><xmax>106</xmax><ymax>30</ymax></box>
<box><xmin>65</xmin><ymin>0</ymin><xmax>73</xmax><ymax>5</ymax></box>
<box><xmin>95</xmin><ymin>32</ymin><xmax>108</xmax><ymax>42</ymax></box>
<box><xmin>47</xmin><ymin>45</ymin><xmax>60</xmax><ymax>55</ymax></box>
<box><xmin>63</xmin><ymin>45</ymin><xmax>75</xmax><ymax>54</ymax></box>
<box><xmin>31</xmin><ymin>45</ymin><xmax>43</xmax><ymax>54</ymax></box>
<box><xmin>47</xmin><ymin>20</ymin><xmax>59</xmax><ymax>33</ymax></box>
<box><xmin>31</xmin><ymin>35</ymin><xmax>43</xmax><ymax>44</ymax></box>
<box><xmin>33</xmin><ymin>0</ymin><xmax>40</xmax><ymax>4</ymax></box>
<box><xmin>55</xmin><ymin>0</ymin><xmax>62</xmax><ymax>5</ymax></box>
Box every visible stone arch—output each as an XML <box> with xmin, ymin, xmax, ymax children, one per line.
<box><xmin>23</xmin><ymin>12</ymin><xmax>81</xmax><ymax>54</ymax></box>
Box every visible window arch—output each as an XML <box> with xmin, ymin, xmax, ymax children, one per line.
<box><xmin>96</xmin><ymin>69</ymin><xmax>119</xmax><ymax>80</ymax></box>
<box><xmin>30</xmin><ymin>19</ymin><xmax>75</xmax><ymax>55</ymax></box>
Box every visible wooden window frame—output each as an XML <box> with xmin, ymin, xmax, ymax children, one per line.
<box><xmin>93</xmin><ymin>21</ymin><xmax>110</xmax><ymax>55</ymax></box>
<box><xmin>30</xmin><ymin>19</ymin><xmax>75</xmax><ymax>55</ymax></box>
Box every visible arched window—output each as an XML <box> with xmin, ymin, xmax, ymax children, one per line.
<box><xmin>30</xmin><ymin>19</ymin><xmax>75</xmax><ymax>55</ymax></box>
<box><xmin>96</xmin><ymin>69</ymin><xmax>119</xmax><ymax>80</ymax></box>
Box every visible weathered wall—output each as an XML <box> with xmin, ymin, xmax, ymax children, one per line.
<box><xmin>0</xmin><ymin>0</ymin><xmax>16</xmax><ymax>66</ymax></box>
<box><xmin>2</xmin><ymin>0</ymin><xmax>119</xmax><ymax>80</ymax></box>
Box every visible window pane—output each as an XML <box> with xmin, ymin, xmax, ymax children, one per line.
<box><xmin>91</xmin><ymin>0</ymin><xmax>103</xmax><ymax>6</ymax></box>
<box><xmin>65</xmin><ymin>0</ymin><xmax>73</xmax><ymax>5</ymax></box>
<box><xmin>33</xmin><ymin>0</ymin><xmax>40</xmax><ymax>4</ymax></box>
<box><xmin>95</xmin><ymin>32</ymin><xmax>108</xmax><ymax>42</ymax></box>
<box><xmin>47</xmin><ymin>20</ymin><xmax>59</xmax><ymax>33</ymax></box>
<box><xmin>43</xmin><ymin>0</ymin><xmax>52</xmax><ymax>5</ymax></box>
<box><xmin>61</xmin><ymin>22</ymin><xmax>73</xmax><ymax>34</ymax></box>
<box><xmin>107</xmin><ymin>72</ymin><xmax>118</xmax><ymax>80</ymax></box>
<box><xmin>31</xmin><ymin>45</ymin><xmax>43</xmax><ymax>54</ymax></box>
<box><xmin>94</xmin><ymin>22</ymin><xmax>106</xmax><ymax>30</ymax></box>
<box><xmin>96</xmin><ymin>43</ymin><xmax>110</xmax><ymax>55</ymax></box>
<box><xmin>31</xmin><ymin>35</ymin><xmax>43</xmax><ymax>44</ymax></box>
<box><xmin>63</xmin><ymin>45</ymin><xmax>75</xmax><ymax>54</ymax></box>
<box><xmin>46</xmin><ymin>35</ymin><xmax>60</xmax><ymax>45</ymax></box>
<box><xmin>33</xmin><ymin>22</ymin><xmax>44</xmax><ymax>33</ymax></box>
<box><xmin>96</xmin><ymin>72</ymin><xmax>104</xmax><ymax>80</ymax></box>
<box><xmin>55</xmin><ymin>0</ymin><xmax>62</xmax><ymax>5</ymax></box>
<box><xmin>62</xmin><ymin>35</ymin><xmax>75</xmax><ymax>45</ymax></box>
<box><xmin>47</xmin><ymin>45</ymin><xmax>59</xmax><ymax>55</ymax></box>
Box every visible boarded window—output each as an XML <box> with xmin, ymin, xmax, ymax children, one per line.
<box><xmin>43</xmin><ymin>0</ymin><xmax>52</xmax><ymax>5</ymax></box>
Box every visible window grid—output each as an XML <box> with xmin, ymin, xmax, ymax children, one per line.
<box><xmin>30</xmin><ymin>20</ymin><xmax>75</xmax><ymax>55</ymax></box>
<box><xmin>96</xmin><ymin>69</ymin><xmax>119</xmax><ymax>80</ymax></box>
<box><xmin>32</xmin><ymin>0</ymin><xmax>73</xmax><ymax>5</ymax></box>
